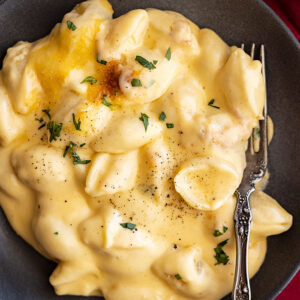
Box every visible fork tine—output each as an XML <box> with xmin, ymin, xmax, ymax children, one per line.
<box><xmin>258</xmin><ymin>45</ymin><xmax>268</xmax><ymax>163</ymax></box>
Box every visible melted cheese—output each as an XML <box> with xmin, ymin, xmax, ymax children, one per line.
<box><xmin>0</xmin><ymin>0</ymin><xmax>292</xmax><ymax>299</ymax></box>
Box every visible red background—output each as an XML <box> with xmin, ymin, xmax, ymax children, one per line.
<box><xmin>263</xmin><ymin>0</ymin><xmax>299</xmax><ymax>299</ymax></box>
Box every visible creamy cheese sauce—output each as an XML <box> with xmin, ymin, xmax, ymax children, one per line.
<box><xmin>0</xmin><ymin>1</ymin><xmax>293</xmax><ymax>299</ymax></box>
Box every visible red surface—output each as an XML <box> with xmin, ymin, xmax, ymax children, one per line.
<box><xmin>262</xmin><ymin>1</ymin><xmax>299</xmax><ymax>299</ymax></box>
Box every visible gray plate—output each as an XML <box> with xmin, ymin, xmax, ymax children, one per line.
<box><xmin>0</xmin><ymin>0</ymin><xmax>299</xmax><ymax>299</ymax></box>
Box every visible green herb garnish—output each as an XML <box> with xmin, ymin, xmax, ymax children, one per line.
<box><xmin>63</xmin><ymin>145</ymin><xmax>70</xmax><ymax>157</ymax></box>
<box><xmin>135</xmin><ymin>55</ymin><xmax>156</xmax><ymax>70</ymax></box>
<box><xmin>165</xmin><ymin>47</ymin><xmax>171</xmax><ymax>61</ymax></box>
<box><xmin>35</xmin><ymin>117</ymin><xmax>44</xmax><ymax>123</ymax></box>
<box><xmin>102</xmin><ymin>95</ymin><xmax>112</xmax><ymax>107</ymax></box>
<box><xmin>159</xmin><ymin>111</ymin><xmax>166</xmax><ymax>121</ymax></box>
<box><xmin>47</xmin><ymin>121</ymin><xmax>63</xmax><ymax>142</ymax></box>
<box><xmin>174</xmin><ymin>274</ymin><xmax>182</xmax><ymax>280</ymax></box>
<box><xmin>213</xmin><ymin>226</ymin><xmax>228</xmax><ymax>237</ymax></box>
<box><xmin>68</xmin><ymin>141</ymin><xmax>91</xmax><ymax>165</ymax></box>
<box><xmin>81</xmin><ymin>76</ymin><xmax>97</xmax><ymax>85</ymax></box>
<box><xmin>42</xmin><ymin>109</ymin><xmax>51</xmax><ymax>119</ymax></box>
<box><xmin>120</xmin><ymin>222</ymin><xmax>136</xmax><ymax>230</ymax></box>
<box><xmin>153</xmin><ymin>60</ymin><xmax>158</xmax><ymax>65</ymax></box>
<box><xmin>67</xmin><ymin>20</ymin><xmax>77</xmax><ymax>31</ymax></box>
<box><xmin>114</xmin><ymin>90</ymin><xmax>118</xmax><ymax>96</ymax></box>
<box><xmin>72</xmin><ymin>113</ymin><xmax>81</xmax><ymax>131</ymax></box>
<box><xmin>131</xmin><ymin>78</ymin><xmax>142</xmax><ymax>87</ymax></box>
<box><xmin>208</xmin><ymin>99</ymin><xmax>220</xmax><ymax>109</ymax></box>
<box><xmin>54</xmin><ymin>232</ymin><xmax>59</xmax><ymax>235</ymax></box>
<box><xmin>96</xmin><ymin>54</ymin><xmax>107</xmax><ymax>65</ymax></box>
<box><xmin>166</xmin><ymin>123</ymin><xmax>174</xmax><ymax>128</ymax></box>
<box><xmin>80</xmin><ymin>143</ymin><xmax>86</xmax><ymax>147</ymax></box>
<box><xmin>214</xmin><ymin>239</ymin><xmax>229</xmax><ymax>265</ymax></box>
<box><xmin>213</xmin><ymin>229</ymin><xmax>223</xmax><ymax>237</ymax></box>
<box><xmin>38</xmin><ymin>123</ymin><xmax>46</xmax><ymax>130</ymax></box>
<box><xmin>139</xmin><ymin>113</ymin><xmax>149</xmax><ymax>131</ymax></box>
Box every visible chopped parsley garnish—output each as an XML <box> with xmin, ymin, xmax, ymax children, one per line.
<box><xmin>139</xmin><ymin>113</ymin><xmax>149</xmax><ymax>131</ymax></box>
<box><xmin>174</xmin><ymin>274</ymin><xmax>182</xmax><ymax>280</ymax></box>
<box><xmin>81</xmin><ymin>76</ymin><xmax>97</xmax><ymax>85</ymax></box>
<box><xmin>102</xmin><ymin>95</ymin><xmax>112</xmax><ymax>107</ymax></box>
<box><xmin>135</xmin><ymin>55</ymin><xmax>156</xmax><ymax>70</ymax></box>
<box><xmin>214</xmin><ymin>239</ymin><xmax>229</xmax><ymax>265</ymax></box>
<box><xmin>47</xmin><ymin>121</ymin><xmax>63</xmax><ymax>142</ymax></box>
<box><xmin>159</xmin><ymin>111</ymin><xmax>166</xmax><ymax>121</ymax></box>
<box><xmin>35</xmin><ymin>117</ymin><xmax>44</xmax><ymax>123</ymax></box>
<box><xmin>114</xmin><ymin>90</ymin><xmax>118</xmax><ymax>96</ymax></box>
<box><xmin>213</xmin><ymin>226</ymin><xmax>228</xmax><ymax>237</ymax></box>
<box><xmin>63</xmin><ymin>145</ymin><xmax>70</xmax><ymax>157</ymax></box>
<box><xmin>54</xmin><ymin>232</ymin><xmax>59</xmax><ymax>235</ymax></box>
<box><xmin>42</xmin><ymin>109</ymin><xmax>51</xmax><ymax>119</ymax></box>
<box><xmin>72</xmin><ymin>113</ymin><xmax>81</xmax><ymax>131</ymax></box>
<box><xmin>96</xmin><ymin>54</ymin><xmax>107</xmax><ymax>65</ymax></box>
<box><xmin>131</xmin><ymin>78</ymin><xmax>142</xmax><ymax>87</ymax></box>
<box><xmin>120</xmin><ymin>222</ymin><xmax>136</xmax><ymax>230</ymax></box>
<box><xmin>153</xmin><ymin>60</ymin><xmax>158</xmax><ymax>65</ymax></box>
<box><xmin>80</xmin><ymin>143</ymin><xmax>86</xmax><ymax>147</ymax></box>
<box><xmin>67</xmin><ymin>20</ymin><xmax>77</xmax><ymax>31</ymax></box>
<box><xmin>166</xmin><ymin>123</ymin><xmax>174</xmax><ymax>128</ymax></box>
<box><xmin>165</xmin><ymin>47</ymin><xmax>171</xmax><ymax>61</ymax></box>
<box><xmin>68</xmin><ymin>141</ymin><xmax>91</xmax><ymax>165</ymax></box>
<box><xmin>38</xmin><ymin>123</ymin><xmax>46</xmax><ymax>130</ymax></box>
<box><xmin>208</xmin><ymin>99</ymin><xmax>220</xmax><ymax>109</ymax></box>
<box><xmin>213</xmin><ymin>229</ymin><xmax>223</xmax><ymax>237</ymax></box>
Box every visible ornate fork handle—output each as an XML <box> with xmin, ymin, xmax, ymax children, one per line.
<box><xmin>232</xmin><ymin>187</ymin><xmax>254</xmax><ymax>300</ymax></box>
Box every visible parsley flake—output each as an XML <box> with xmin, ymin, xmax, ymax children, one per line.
<box><xmin>96</xmin><ymin>54</ymin><xmax>107</xmax><ymax>65</ymax></box>
<box><xmin>159</xmin><ymin>111</ymin><xmax>166</xmax><ymax>121</ymax></box>
<box><xmin>47</xmin><ymin>121</ymin><xmax>63</xmax><ymax>142</ymax></box>
<box><xmin>68</xmin><ymin>141</ymin><xmax>91</xmax><ymax>165</ymax></box>
<box><xmin>81</xmin><ymin>76</ymin><xmax>97</xmax><ymax>85</ymax></box>
<box><xmin>54</xmin><ymin>232</ymin><xmax>59</xmax><ymax>235</ymax></box>
<box><xmin>67</xmin><ymin>20</ymin><xmax>77</xmax><ymax>31</ymax></box>
<box><xmin>213</xmin><ymin>229</ymin><xmax>223</xmax><ymax>237</ymax></box>
<box><xmin>63</xmin><ymin>145</ymin><xmax>70</xmax><ymax>157</ymax></box>
<box><xmin>208</xmin><ymin>99</ymin><xmax>220</xmax><ymax>109</ymax></box>
<box><xmin>175</xmin><ymin>274</ymin><xmax>182</xmax><ymax>280</ymax></box>
<box><xmin>139</xmin><ymin>113</ymin><xmax>149</xmax><ymax>131</ymax></box>
<box><xmin>102</xmin><ymin>95</ymin><xmax>112</xmax><ymax>107</ymax></box>
<box><xmin>35</xmin><ymin>117</ymin><xmax>44</xmax><ymax>123</ymax></box>
<box><xmin>38</xmin><ymin>123</ymin><xmax>46</xmax><ymax>130</ymax></box>
<box><xmin>223</xmin><ymin>226</ymin><xmax>228</xmax><ymax>233</ymax></box>
<box><xmin>42</xmin><ymin>109</ymin><xmax>51</xmax><ymax>119</ymax></box>
<box><xmin>165</xmin><ymin>47</ymin><xmax>171</xmax><ymax>61</ymax></box>
<box><xmin>135</xmin><ymin>56</ymin><xmax>156</xmax><ymax>70</ymax></box>
<box><xmin>131</xmin><ymin>78</ymin><xmax>142</xmax><ymax>87</ymax></box>
<box><xmin>80</xmin><ymin>143</ymin><xmax>86</xmax><ymax>147</ymax></box>
<box><xmin>166</xmin><ymin>123</ymin><xmax>174</xmax><ymax>128</ymax></box>
<box><xmin>120</xmin><ymin>222</ymin><xmax>136</xmax><ymax>230</ymax></box>
<box><xmin>114</xmin><ymin>90</ymin><xmax>118</xmax><ymax>96</ymax></box>
<box><xmin>72</xmin><ymin>113</ymin><xmax>81</xmax><ymax>131</ymax></box>
<box><xmin>214</xmin><ymin>239</ymin><xmax>229</xmax><ymax>265</ymax></box>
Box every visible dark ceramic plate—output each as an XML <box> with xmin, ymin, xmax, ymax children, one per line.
<box><xmin>0</xmin><ymin>0</ymin><xmax>299</xmax><ymax>299</ymax></box>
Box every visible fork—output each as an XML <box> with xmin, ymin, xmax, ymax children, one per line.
<box><xmin>232</xmin><ymin>44</ymin><xmax>268</xmax><ymax>300</ymax></box>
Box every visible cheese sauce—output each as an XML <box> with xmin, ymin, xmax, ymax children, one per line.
<box><xmin>0</xmin><ymin>1</ymin><xmax>292</xmax><ymax>299</ymax></box>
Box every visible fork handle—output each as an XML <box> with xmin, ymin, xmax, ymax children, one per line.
<box><xmin>232</xmin><ymin>188</ymin><xmax>254</xmax><ymax>300</ymax></box>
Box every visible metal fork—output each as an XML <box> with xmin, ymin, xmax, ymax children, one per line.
<box><xmin>232</xmin><ymin>44</ymin><xmax>268</xmax><ymax>300</ymax></box>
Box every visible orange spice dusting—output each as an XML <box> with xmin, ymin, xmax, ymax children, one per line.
<box><xmin>87</xmin><ymin>60</ymin><xmax>122</xmax><ymax>102</ymax></box>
